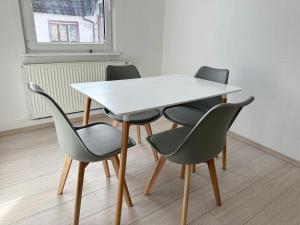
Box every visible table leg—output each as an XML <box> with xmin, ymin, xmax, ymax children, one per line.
<box><xmin>115</xmin><ymin>120</ymin><xmax>130</xmax><ymax>225</ymax></box>
<box><xmin>83</xmin><ymin>96</ymin><xmax>110</xmax><ymax>177</ymax></box>
<box><xmin>83</xmin><ymin>97</ymin><xmax>91</xmax><ymax>126</ymax></box>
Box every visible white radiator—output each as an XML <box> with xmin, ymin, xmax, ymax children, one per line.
<box><xmin>23</xmin><ymin>61</ymin><xmax>128</xmax><ymax>119</ymax></box>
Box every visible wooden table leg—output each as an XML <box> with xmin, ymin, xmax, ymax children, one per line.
<box><xmin>83</xmin><ymin>96</ymin><xmax>110</xmax><ymax>177</ymax></box>
<box><xmin>115</xmin><ymin>120</ymin><xmax>130</xmax><ymax>225</ymax></box>
<box><xmin>83</xmin><ymin>97</ymin><xmax>91</xmax><ymax>126</ymax></box>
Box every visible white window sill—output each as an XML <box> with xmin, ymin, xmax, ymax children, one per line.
<box><xmin>21</xmin><ymin>52</ymin><xmax>121</xmax><ymax>57</ymax></box>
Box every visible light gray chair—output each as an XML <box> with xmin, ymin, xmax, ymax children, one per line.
<box><xmin>163</xmin><ymin>66</ymin><xmax>229</xmax><ymax>172</ymax></box>
<box><xmin>144</xmin><ymin>97</ymin><xmax>254</xmax><ymax>225</ymax></box>
<box><xmin>104</xmin><ymin>65</ymin><xmax>162</xmax><ymax>161</ymax></box>
<box><xmin>28</xmin><ymin>82</ymin><xmax>136</xmax><ymax>225</ymax></box>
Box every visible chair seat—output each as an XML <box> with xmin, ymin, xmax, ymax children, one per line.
<box><xmin>163</xmin><ymin>105</ymin><xmax>208</xmax><ymax>126</ymax></box>
<box><xmin>104</xmin><ymin>108</ymin><xmax>161</xmax><ymax>125</ymax></box>
<box><xmin>147</xmin><ymin>126</ymin><xmax>193</xmax><ymax>156</ymax></box>
<box><xmin>77</xmin><ymin>123</ymin><xmax>135</xmax><ymax>158</ymax></box>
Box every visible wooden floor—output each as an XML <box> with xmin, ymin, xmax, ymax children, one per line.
<box><xmin>1</xmin><ymin>117</ymin><xmax>300</xmax><ymax>225</ymax></box>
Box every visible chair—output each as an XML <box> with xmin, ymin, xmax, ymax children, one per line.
<box><xmin>144</xmin><ymin>97</ymin><xmax>254</xmax><ymax>225</ymax></box>
<box><xmin>163</xmin><ymin>66</ymin><xmax>229</xmax><ymax>172</ymax></box>
<box><xmin>104</xmin><ymin>65</ymin><xmax>162</xmax><ymax>161</ymax></box>
<box><xmin>28</xmin><ymin>82</ymin><xmax>136</xmax><ymax>225</ymax></box>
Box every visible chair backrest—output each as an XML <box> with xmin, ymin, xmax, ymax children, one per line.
<box><xmin>28</xmin><ymin>83</ymin><xmax>98</xmax><ymax>162</ymax></box>
<box><xmin>187</xmin><ymin>66</ymin><xmax>229</xmax><ymax>109</ymax></box>
<box><xmin>195</xmin><ymin>66</ymin><xmax>229</xmax><ymax>84</ymax></box>
<box><xmin>168</xmin><ymin>97</ymin><xmax>254</xmax><ymax>164</ymax></box>
<box><xmin>105</xmin><ymin>65</ymin><xmax>141</xmax><ymax>81</ymax></box>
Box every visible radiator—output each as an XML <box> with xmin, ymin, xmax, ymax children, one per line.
<box><xmin>23</xmin><ymin>61</ymin><xmax>128</xmax><ymax>119</ymax></box>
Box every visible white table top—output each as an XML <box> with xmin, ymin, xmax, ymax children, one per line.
<box><xmin>71</xmin><ymin>74</ymin><xmax>242</xmax><ymax>116</ymax></box>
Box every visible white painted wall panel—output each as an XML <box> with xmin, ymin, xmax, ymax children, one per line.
<box><xmin>162</xmin><ymin>0</ymin><xmax>300</xmax><ymax>160</ymax></box>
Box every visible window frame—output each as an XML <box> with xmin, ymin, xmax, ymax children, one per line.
<box><xmin>19</xmin><ymin>0</ymin><xmax>113</xmax><ymax>54</ymax></box>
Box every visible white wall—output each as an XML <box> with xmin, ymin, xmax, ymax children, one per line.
<box><xmin>113</xmin><ymin>0</ymin><xmax>165</xmax><ymax>77</ymax></box>
<box><xmin>0</xmin><ymin>1</ymin><xmax>26</xmax><ymax>126</ymax></box>
<box><xmin>0</xmin><ymin>0</ymin><xmax>165</xmax><ymax>126</ymax></box>
<box><xmin>162</xmin><ymin>0</ymin><xmax>300</xmax><ymax>160</ymax></box>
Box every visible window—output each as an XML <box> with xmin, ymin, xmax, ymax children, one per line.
<box><xmin>49</xmin><ymin>22</ymin><xmax>79</xmax><ymax>43</ymax></box>
<box><xmin>20</xmin><ymin>0</ymin><xmax>112</xmax><ymax>53</ymax></box>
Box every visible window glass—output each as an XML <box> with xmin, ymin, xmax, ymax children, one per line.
<box><xmin>59</xmin><ymin>24</ymin><xmax>68</xmax><ymax>42</ymax></box>
<box><xmin>69</xmin><ymin>24</ymin><xmax>78</xmax><ymax>42</ymax></box>
<box><xmin>32</xmin><ymin>0</ymin><xmax>105</xmax><ymax>44</ymax></box>
<box><xmin>49</xmin><ymin>23</ymin><xmax>59</xmax><ymax>42</ymax></box>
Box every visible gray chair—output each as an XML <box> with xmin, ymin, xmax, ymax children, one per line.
<box><xmin>144</xmin><ymin>97</ymin><xmax>254</xmax><ymax>225</ymax></box>
<box><xmin>28</xmin><ymin>82</ymin><xmax>136</xmax><ymax>225</ymax></box>
<box><xmin>104</xmin><ymin>65</ymin><xmax>162</xmax><ymax>161</ymax></box>
<box><xmin>163</xmin><ymin>66</ymin><xmax>229</xmax><ymax>172</ymax></box>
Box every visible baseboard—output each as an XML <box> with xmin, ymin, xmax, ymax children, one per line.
<box><xmin>0</xmin><ymin>110</ymin><xmax>107</xmax><ymax>137</ymax></box>
<box><xmin>228</xmin><ymin>131</ymin><xmax>300</xmax><ymax>168</ymax></box>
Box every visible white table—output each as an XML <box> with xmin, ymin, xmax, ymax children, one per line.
<box><xmin>71</xmin><ymin>74</ymin><xmax>242</xmax><ymax>225</ymax></box>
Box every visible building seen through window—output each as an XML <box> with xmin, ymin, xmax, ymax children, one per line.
<box><xmin>32</xmin><ymin>0</ymin><xmax>105</xmax><ymax>44</ymax></box>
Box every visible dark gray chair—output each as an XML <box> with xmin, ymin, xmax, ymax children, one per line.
<box><xmin>144</xmin><ymin>97</ymin><xmax>254</xmax><ymax>225</ymax></box>
<box><xmin>163</xmin><ymin>66</ymin><xmax>230</xmax><ymax>171</ymax></box>
<box><xmin>28</xmin><ymin>82</ymin><xmax>136</xmax><ymax>225</ymax></box>
<box><xmin>104</xmin><ymin>65</ymin><xmax>162</xmax><ymax>161</ymax></box>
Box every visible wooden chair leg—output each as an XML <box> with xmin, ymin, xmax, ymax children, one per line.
<box><xmin>171</xmin><ymin>123</ymin><xmax>178</xmax><ymax>129</ymax></box>
<box><xmin>57</xmin><ymin>155</ymin><xmax>73</xmax><ymax>195</ymax></box>
<box><xmin>181</xmin><ymin>165</ymin><xmax>191</xmax><ymax>225</ymax></box>
<box><xmin>73</xmin><ymin>161</ymin><xmax>89</xmax><ymax>225</ymax></box>
<box><xmin>222</xmin><ymin>143</ymin><xmax>227</xmax><ymax>170</ymax></box>
<box><xmin>144</xmin><ymin>124</ymin><xmax>159</xmax><ymax>161</ymax></box>
<box><xmin>136</xmin><ymin>125</ymin><xmax>142</xmax><ymax>144</ymax></box>
<box><xmin>192</xmin><ymin>164</ymin><xmax>196</xmax><ymax>173</ymax></box>
<box><xmin>144</xmin><ymin>156</ymin><xmax>166</xmax><ymax>195</ymax></box>
<box><xmin>181</xmin><ymin>165</ymin><xmax>186</xmax><ymax>179</ymax></box>
<box><xmin>112</xmin><ymin>120</ymin><xmax>119</xmax><ymax>128</ymax></box>
<box><xmin>111</xmin><ymin>156</ymin><xmax>133</xmax><ymax>207</ymax></box>
<box><xmin>102</xmin><ymin>160</ymin><xmax>111</xmax><ymax>178</ymax></box>
<box><xmin>207</xmin><ymin>159</ymin><xmax>222</xmax><ymax>206</ymax></box>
